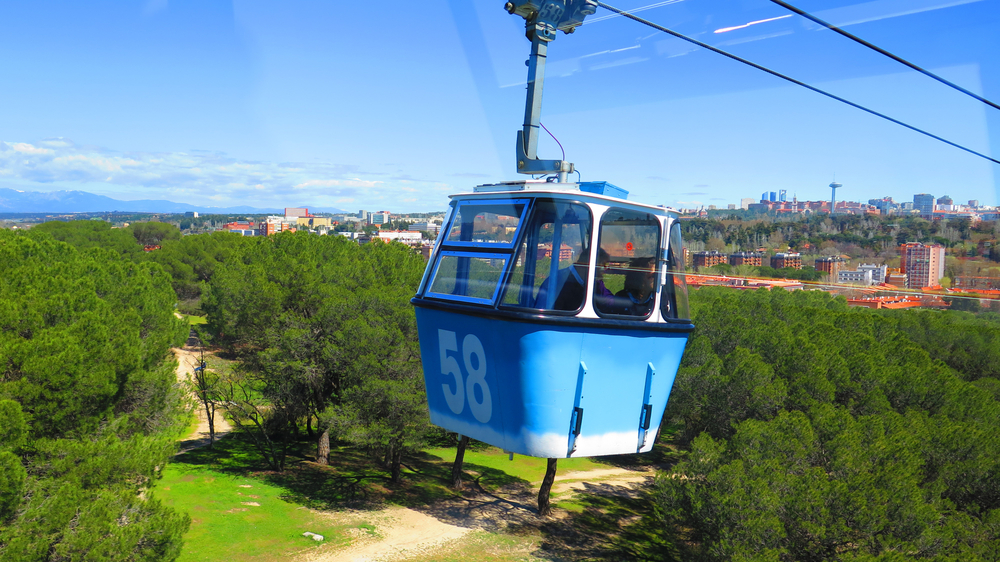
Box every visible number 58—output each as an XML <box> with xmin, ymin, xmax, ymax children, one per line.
<box><xmin>438</xmin><ymin>329</ymin><xmax>492</xmax><ymax>423</ymax></box>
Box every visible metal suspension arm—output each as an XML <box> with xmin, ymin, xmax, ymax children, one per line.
<box><xmin>507</xmin><ymin>0</ymin><xmax>597</xmax><ymax>180</ymax></box>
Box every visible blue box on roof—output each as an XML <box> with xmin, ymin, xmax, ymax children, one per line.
<box><xmin>579</xmin><ymin>181</ymin><xmax>628</xmax><ymax>200</ymax></box>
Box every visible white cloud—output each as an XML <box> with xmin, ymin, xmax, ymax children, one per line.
<box><xmin>0</xmin><ymin>137</ymin><xmax>453</xmax><ymax>209</ymax></box>
<box><xmin>293</xmin><ymin>178</ymin><xmax>382</xmax><ymax>189</ymax></box>
<box><xmin>39</xmin><ymin>138</ymin><xmax>74</xmax><ymax>149</ymax></box>
<box><xmin>8</xmin><ymin>142</ymin><xmax>53</xmax><ymax>155</ymax></box>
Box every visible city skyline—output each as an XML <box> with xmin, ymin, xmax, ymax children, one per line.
<box><xmin>1</xmin><ymin>1</ymin><xmax>997</xmax><ymax>211</ymax></box>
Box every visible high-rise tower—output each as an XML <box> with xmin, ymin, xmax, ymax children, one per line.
<box><xmin>829</xmin><ymin>181</ymin><xmax>841</xmax><ymax>214</ymax></box>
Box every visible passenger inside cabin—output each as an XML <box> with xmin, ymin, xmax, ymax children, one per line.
<box><xmin>534</xmin><ymin>247</ymin><xmax>613</xmax><ymax>311</ymax></box>
<box><xmin>616</xmin><ymin>257</ymin><xmax>656</xmax><ymax>317</ymax></box>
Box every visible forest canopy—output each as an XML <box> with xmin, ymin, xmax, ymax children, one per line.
<box><xmin>0</xmin><ymin>229</ymin><xmax>190</xmax><ymax>560</ymax></box>
<box><xmin>656</xmin><ymin>287</ymin><xmax>1000</xmax><ymax>561</ymax></box>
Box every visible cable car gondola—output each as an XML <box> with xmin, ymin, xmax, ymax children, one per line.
<box><xmin>411</xmin><ymin>0</ymin><xmax>694</xmax><ymax>458</ymax></box>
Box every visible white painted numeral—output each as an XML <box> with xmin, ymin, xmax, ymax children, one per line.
<box><xmin>462</xmin><ymin>334</ymin><xmax>492</xmax><ymax>423</ymax></box>
<box><xmin>438</xmin><ymin>329</ymin><xmax>464</xmax><ymax>415</ymax></box>
<box><xmin>437</xmin><ymin>330</ymin><xmax>492</xmax><ymax>423</ymax></box>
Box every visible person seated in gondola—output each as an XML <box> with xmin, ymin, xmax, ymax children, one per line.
<box><xmin>615</xmin><ymin>257</ymin><xmax>656</xmax><ymax>317</ymax></box>
<box><xmin>534</xmin><ymin>247</ymin><xmax>613</xmax><ymax>311</ymax></box>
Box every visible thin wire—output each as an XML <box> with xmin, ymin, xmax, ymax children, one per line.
<box><xmin>595</xmin><ymin>2</ymin><xmax>1000</xmax><ymax>166</ymax></box>
<box><xmin>584</xmin><ymin>0</ymin><xmax>683</xmax><ymax>25</ymax></box>
<box><xmin>768</xmin><ymin>0</ymin><xmax>1000</xmax><ymax>112</ymax></box>
<box><xmin>539</xmin><ymin>121</ymin><xmax>566</xmax><ymax>161</ymax></box>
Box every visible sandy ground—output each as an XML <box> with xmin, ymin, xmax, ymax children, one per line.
<box><xmin>298</xmin><ymin>465</ymin><xmax>654</xmax><ymax>562</ymax></box>
<box><xmin>301</xmin><ymin>506</ymin><xmax>473</xmax><ymax>562</ymax></box>
<box><xmin>173</xmin><ymin>333</ymin><xmax>232</xmax><ymax>452</ymax></box>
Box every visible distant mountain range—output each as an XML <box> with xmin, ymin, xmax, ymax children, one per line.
<box><xmin>0</xmin><ymin>188</ymin><xmax>346</xmax><ymax>215</ymax></box>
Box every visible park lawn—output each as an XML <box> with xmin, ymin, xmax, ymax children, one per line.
<box><xmin>422</xmin><ymin>446</ymin><xmax>604</xmax><ymax>487</ymax></box>
<box><xmin>185</xmin><ymin>314</ymin><xmax>208</xmax><ymax>325</ymax></box>
<box><xmin>154</xmin><ymin>462</ymin><xmax>354</xmax><ymax>562</ymax></box>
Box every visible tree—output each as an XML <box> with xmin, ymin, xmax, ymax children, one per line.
<box><xmin>203</xmin><ymin>232</ymin><xmax>427</xmax><ymax>472</ymax></box>
<box><xmin>451</xmin><ymin>435</ymin><xmax>471</xmax><ymax>489</ymax></box>
<box><xmin>129</xmin><ymin>221</ymin><xmax>182</xmax><ymax>246</ymax></box>
<box><xmin>0</xmin><ymin>230</ymin><xmax>189</xmax><ymax>560</ymax></box>
<box><xmin>650</xmin><ymin>286</ymin><xmax>1000</xmax><ymax>560</ymax></box>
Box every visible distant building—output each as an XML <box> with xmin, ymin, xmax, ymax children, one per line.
<box><xmin>370</xmin><ymin>212</ymin><xmax>391</xmax><ymax>225</ymax></box>
<box><xmin>914</xmin><ymin>194</ymin><xmax>935</xmax><ymax>217</ymax></box>
<box><xmin>358</xmin><ymin>209</ymin><xmax>368</xmax><ymax>220</ymax></box>
<box><xmin>727</xmin><ymin>204</ymin><xmax>736</xmax><ymax>210</ymax></box>
<box><xmin>815</xmin><ymin>256</ymin><xmax>847</xmax><ymax>279</ymax></box>
<box><xmin>222</xmin><ymin>221</ymin><xmax>255</xmax><ymax>231</ymax></box>
<box><xmin>838</xmin><ymin>269</ymin><xmax>874</xmax><ymax>285</ymax></box>
<box><xmin>536</xmin><ymin>243</ymin><xmax>575</xmax><ymax>262</ymax></box>
<box><xmin>184</xmin><ymin>211</ymin><xmax>199</xmax><ymax>218</ymax></box>
<box><xmin>969</xmin><ymin>199</ymin><xmax>980</xmax><ymax>208</ymax></box>
<box><xmin>857</xmin><ymin>263</ymin><xmax>888</xmax><ymax>284</ymax></box>
<box><xmin>740</xmin><ymin>198</ymin><xmax>755</xmax><ymax>210</ymax></box>
<box><xmin>408</xmin><ymin>221</ymin><xmax>441</xmax><ymax>235</ymax></box>
<box><xmin>693</xmin><ymin>251</ymin><xmax>727</xmax><ymax>269</ymax></box>
<box><xmin>936</xmin><ymin>195</ymin><xmax>953</xmax><ymax>206</ymax></box>
<box><xmin>900</xmin><ymin>242</ymin><xmax>945</xmax><ymax>288</ymax></box>
<box><xmin>259</xmin><ymin>215</ymin><xmax>296</xmax><ymax>236</ymax></box>
<box><xmin>285</xmin><ymin>207</ymin><xmax>309</xmax><ymax>218</ymax></box>
<box><xmin>771</xmin><ymin>252</ymin><xmax>802</xmax><ymax>269</ymax></box>
<box><xmin>297</xmin><ymin>216</ymin><xmax>332</xmax><ymax>228</ymax></box>
<box><xmin>371</xmin><ymin>230</ymin><xmax>421</xmax><ymax>246</ymax></box>
<box><xmin>729</xmin><ymin>251</ymin><xmax>763</xmax><ymax>267</ymax></box>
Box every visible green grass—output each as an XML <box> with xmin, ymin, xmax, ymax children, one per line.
<box><xmin>422</xmin><ymin>447</ymin><xmax>603</xmax><ymax>486</ymax></box>
<box><xmin>158</xmin><ymin>430</ymin><xmax>680</xmax><ymax>561</ymax></box>
<box><xmin>185</xmin><ymin>314</ymin><xmax>208</xmax><ymax>325</ymax></box>
<box><xmin>155</xmin><ymin>462</ymin><xmax>354</xmax><ymax>562</ymax></box>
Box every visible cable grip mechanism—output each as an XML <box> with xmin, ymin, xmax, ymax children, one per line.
<box><xmin>507</xmin><ymin>1</ymin><xmax>596</xmax><ymax>181</ymax></box>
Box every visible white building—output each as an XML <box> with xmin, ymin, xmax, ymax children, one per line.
<box><xmin>838</xmin><ymin>269</ymin><xmax>874</xmax><ymax>286</ymax></box>
<box><xmin>857</xmin><ymin>263</ymin><xmax>888</xmax><ymax>284</ymax></box>
<box><xmin>408</xmin><ymin>221</ymin><xmax>441</xmax><ymax>235</ymax></box>
<box><xmin>373</xmin><ymin>230</ymin><xmax>421</xmax><ymax>246</ymax></box>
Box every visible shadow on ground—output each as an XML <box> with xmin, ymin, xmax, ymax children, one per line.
<box><xmin>170</xmin><ymin>430</ymin><xmax>685</xmax><ymax>560</ymax></box>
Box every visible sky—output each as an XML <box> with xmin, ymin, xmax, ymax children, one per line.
<box><xmin>1</xmin><ymin>0</ymin><xmax>998</xmax><ymax>212</ymax></box>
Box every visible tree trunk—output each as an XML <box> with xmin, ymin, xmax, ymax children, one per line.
<box><xmin>390</xmin><ymin>445</ymin><xmax>403</xmax><ymax>483</ymax></box>
<box><xmin>306</xmin><ymin>415</ymin><xmax>314</xmax><ymax>438</ymax></box>
<box><xmin>317</xmin><ymin>428</ymin><xmax>330</xmax><ymax>465</ymax></box>
<box><xmin>537</xmin><ymin>458</ymin><xmax>558</xmax><ymax>516</ymax></box>
<box><xmin>451</xmin><ymin>435</ymin><xmax>470</xmax><ymax>489</ymax></box>
<box><xmin>206</xmin><ymin>403</ymin><xmax>215</xmax><ymax>448</ymax></box>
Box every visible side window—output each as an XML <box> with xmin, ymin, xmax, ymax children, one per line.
<box><xmin>501</xmin><ymin>200</ymin><xmax>592</xmax><ymax>312</ymax></box>
<box><xmin>594</xmin><ymin>209</ymin><xmax>661</xmax><ymax>319</ymax></box>
<box><xmin>444</xmin><ymin>201</ymin><xmax>526</xmax><ymax>248</ymax></box>
<box><xmin>661</xmin><ymin>221</ymin><xmax>690</xmax><ymax>320</ymax></box>
<box><xmin>427</xmin><ymin>252</ymin><xmax>509</xmax><ymax>305</ymax></box>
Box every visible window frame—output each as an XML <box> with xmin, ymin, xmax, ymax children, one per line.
<box><xmin>425</xmin><ymin>250</ymin><xmax>511</xmax><ymax>305</ymax></box>
<box><xmin>442</xmin><ymin>198</ymin><xmax>532</xmax><ymax>250</ymax></box>
<box><xmin>592</xmin><ymin>207</ymin><xmax>663</xmax><ymax>321</ymax></box>
<box><xmin>497</xmin><ymin>198</ymin><xmax>595</xmax><ymax>315</ymax></box>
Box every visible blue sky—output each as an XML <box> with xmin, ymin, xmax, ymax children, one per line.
<box><xmin>1</xmin><ymin>0</ymin><xmax>997</xmax><ymax>212</ymax></box>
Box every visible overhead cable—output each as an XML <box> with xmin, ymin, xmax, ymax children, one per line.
<box><xmin>594</xmin><ymin>2</ymin><xmax>1000</xmax><ymax>166</ymax></box>
<box><xmin>768</xmin><ymin>0</ymin><xmax>1000</xmax><ymax>112</ymax></box>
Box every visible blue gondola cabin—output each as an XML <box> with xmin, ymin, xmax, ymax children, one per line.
<box><xmin>411</xmin><ymin>180</ymin><xmax>694</xmax><ymax>458</ymax></box>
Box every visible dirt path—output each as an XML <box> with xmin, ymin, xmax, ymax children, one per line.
<box><xmin>173</xmin><ymin>333</ymin><xmax>231</xmax><ymax>453</ymax></box>
<box><xmin>302</xmin><ymin>506</ymin><xmax>473</xmax><ymax>562</ymax></box>
<box><xmin>298</xmin><ymin>465</ymin><xmax>653</xmax><ymax>562</ymax></box>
